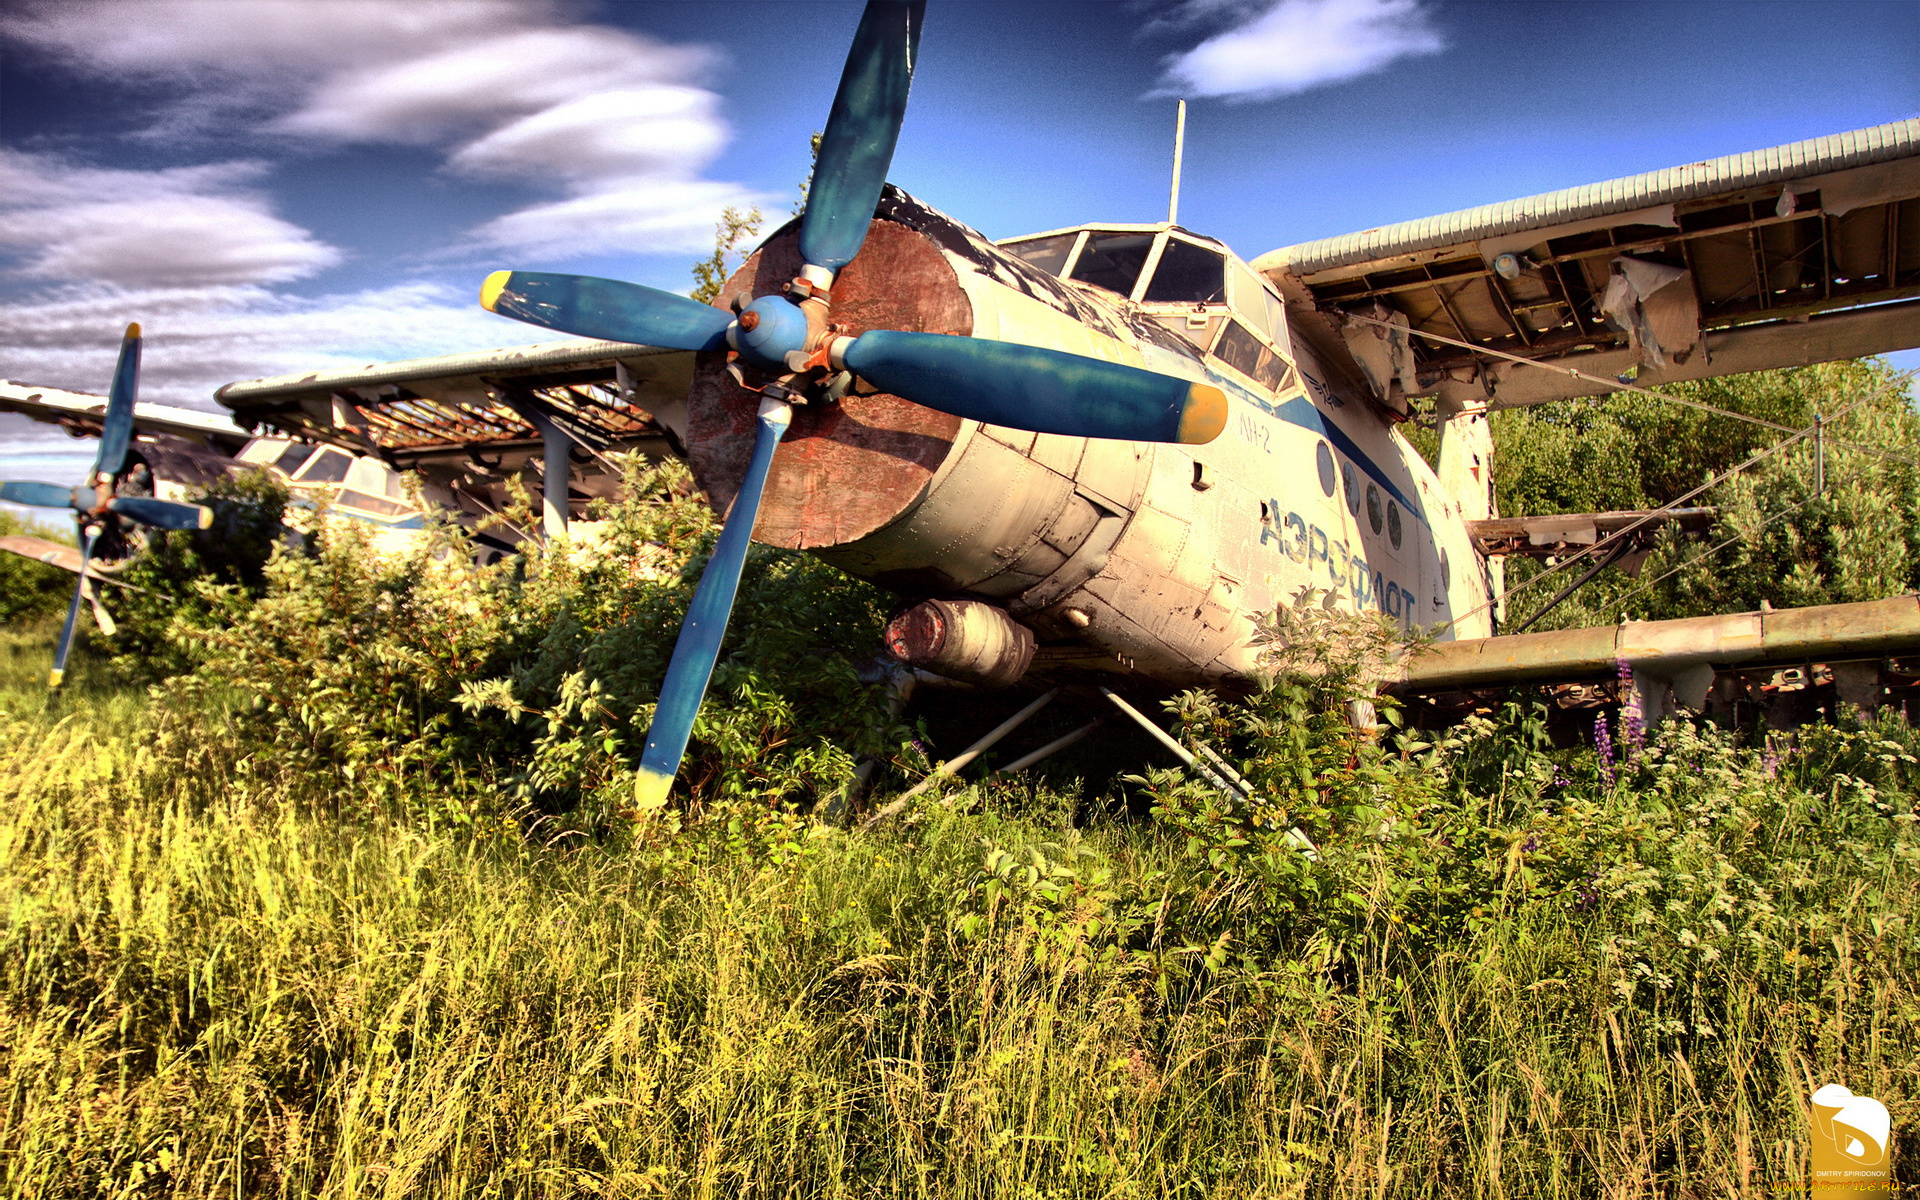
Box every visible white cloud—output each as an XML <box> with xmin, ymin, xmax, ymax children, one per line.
<box><xmin>0</xmin><ymin>151</ymin><xmax>342</xmax><ymax>287</ymax></box>
<box><xmin>469</xmin><ymin>177</ymin><xmax>769</xmax><ymax>258</ymax></box>
<box><xmin>3</xmin><ymin>1</ymin><xmax>754</xmax><ymax>266</ymax></box>
<box><xmin>279</xmin><ymin>26</ymin><xmax>713</xmax><ymax>144</ymax></box>
<box><xmin>0</xmin><ymin>0</ymin><xmax>541</xmax><ymax>79</ymax></box>
<box><xmin>1152</xmin><ymin>0</ymin><xmax>1445</xmax><ymax>100</ymax></box>
<box><xmin>0</xmin><ymin>281</ymin><xmax>520</xmax><ymax>409</ymax></box>
<box><xmin>449</xmin><ymin>86</ymin><xmax>728</xmax><ymax>182</ymax></box>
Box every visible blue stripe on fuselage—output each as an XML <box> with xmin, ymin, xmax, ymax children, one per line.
<box><xmin>1132</xmin><ymin>345</ymin><xmax>1428</xmax><ymax>526</ymax></box>
<box><xmin>1268</xmin><ymin>395</ymin><xmax>1425</xmax><ymax>522</ymax></box>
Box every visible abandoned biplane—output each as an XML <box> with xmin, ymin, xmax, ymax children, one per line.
<box><xmin>1</xmin><ymin>374</ymin><xmax>436</xmax><ymax>549</ymax></box>
<box><xmin>207</xmin><ymin>2</ymin><xmax>1920</xmax><ymax>795</ymax></box>
<box><xmin>0</xmin><ymin>358</ymin><xmax>452</xmax><ymax>685</ymax></box>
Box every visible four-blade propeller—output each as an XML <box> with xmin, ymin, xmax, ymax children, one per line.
<box><xmin>0</xmin><ymin>323</ymin><xmax>213</xmax><ymax>687</ymax></box>
<box><xmin>478</xmin><ymin>0</ymin><xmax>1227</xmax><ymax>807</ymax></box>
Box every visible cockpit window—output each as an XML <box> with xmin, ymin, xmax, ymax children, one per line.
<box><xmin>1003</xmin><ymin>233</ymin><xmax>1079</xmax><ymax>277</ymax></box>
<box><xmin>273</xmin><ymin>443</ymin><xmax>315</xmax><ymax>475</ymax></box>
<box><xmin>1143</xmin><ymin>238</ymin><xmax>1226</xmax><ymax>303</ymax></box>
<box><xmin>1069</xmin><ymin>232</ymin><xmax>1155</xmax><ymax>297</ymax></box>
<box><xmin>1213</xmin><ymin>319</ymin><xmax>1294</xmax><ymax>393</ymax></box>
<box><xmin>296</xmin><ymin>449</ymin><xmax>352</xmax><ymax>484</ymax></box>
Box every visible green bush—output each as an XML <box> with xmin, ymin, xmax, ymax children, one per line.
<box><xmin>4</xmin><ymin>593</ymin><xmax>1917</xmax><ymax>1195</ymax></box>
<box><xmin>102</xmin><ymin>467</ymin><xmax>290</xmax><ymax>680</ymax></box>
<box><xmin>162</xmin><ymin>457</ymin><xmax>907</xmax><ymax>829</ymax></box>
<box><xmin>1487</xmin><ymin>359</ymin><xmax>1920</xmax><ymax>628</ymax></box>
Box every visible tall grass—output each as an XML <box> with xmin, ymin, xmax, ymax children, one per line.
<box><xmin>2</xmin><ymin>625</ymin><xmax>1915</xmax><ymax>1197</ymax></box>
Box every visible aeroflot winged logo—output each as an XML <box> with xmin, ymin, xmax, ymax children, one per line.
<box><xmin>1809</xmin><ymin>1084</ymin><xmax>1893</xmax><ymax>1196</ymax></box>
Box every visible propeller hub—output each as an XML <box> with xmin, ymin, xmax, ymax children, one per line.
<box><xmin>731</xmin><ymin>295</ymin><xmax>812</xmax><ymax>374</ymax></box>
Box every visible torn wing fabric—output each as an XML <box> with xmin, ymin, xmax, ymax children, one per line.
<box><xmin>1597</xmin><ymin>255</ymin><xmax>1700</xmax><ymax>369</ymax></box>
<box><xmin>1340</xmin><ymin>305</ymin><xmax>1418</xmax><ymax>404</ymax></box>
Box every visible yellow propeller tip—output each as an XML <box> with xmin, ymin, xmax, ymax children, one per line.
<box><xmin>47</xmin><ymin>669</ymin><xmax>64</xmax><ymax>688</ymax></box>
<box><xmin>1177</xmin><ymin>383</ymin><xmax>1229</xmax><ymax>445</ymax></box>
<box><xmin>479</xmin><ymin>270</ymin><xmax>512</xmax><ymax>312</ymax></box>
<box><xmin>197</xmin><ymin>505</ymin><xmax>214</xmax><ymax>530</ymax></box>
<box><xmin>632</xmin><ymin>769</ymin><xmax>673</xmax><ymax>811</ymax></box>
<box><xmin>124</xmin><ymin>322</ymin><xmax>141</xmax><ymax>339</ymax></box>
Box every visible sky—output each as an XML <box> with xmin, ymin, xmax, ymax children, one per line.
<box><xmin>3</xmin><ymin>0</ymin><xmax>1917</xmax><ymax>489</ymax></box>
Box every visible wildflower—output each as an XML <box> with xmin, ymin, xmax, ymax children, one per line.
<box><xmin>1617</xmin><ymin>659</ymin><xmax>1645</xmax><ymax>756</ymax></box>
<box><xmin>1595</xmin><ymin>713</ymin><xmax>1616</xmax><ymax>788</ymax></box>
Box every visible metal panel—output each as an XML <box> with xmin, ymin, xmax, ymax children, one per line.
<box><xmin>1392</xmin><ymin>595</ymin><xmax>1920</xmax><ymax>692</ymax></box>
<box><xmin>1262</xmin><ymin>120</ymin><xmax>1919</xmax><ymax>278</ymax></box>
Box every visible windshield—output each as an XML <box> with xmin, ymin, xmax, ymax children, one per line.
<box><xmin>296</xmin><ymin>449</ymin><xmax>352</xmax><ymax>484</ymax></box>
<box><xmin>1069</xmin><ymin>232</ymin><xmax>1155</xmax><ymax>297</ymax></box>
<box><xmin>272</xmin><ymin>442</ymin><xmax>315</xmax><ymax>475</ymax></box>
<box><xmin>1003</xmin><ymin>233</ymin><xmax>1078</xmax><ymax>277</ymax></box>
<box><xmin>1144</xmin><ymin>238</ymin><xmax>1226</xmax><ymax>303</ymax></box>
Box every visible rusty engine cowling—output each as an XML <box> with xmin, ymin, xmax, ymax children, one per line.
<box><xmin>688</xmin><ymin>217</ymin><xmax>971</xmax><ymax>551</ymax></box>
<box><xmin>885</xmin><ymin>598</ymin><xmax>1036</xmax><ymax>688</ymax></box>
<box><xmin>684</xmin><ymin>200</ymin><xmax>1155</xmax><ymax>674</ymax></box>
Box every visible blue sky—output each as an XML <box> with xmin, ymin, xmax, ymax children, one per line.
<box><xmin>3</xmin><ymin>0</ymin><xmax>1917</xmax><ymax>487</ymax></box>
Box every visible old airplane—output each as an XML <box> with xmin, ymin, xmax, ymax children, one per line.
<box><xmin>0</xmin><ymin>357</ymin><xmax>456</xmax><ymax>684</ymax></box>
<box><xmin>101</xmin><ymin>2</ymin><xmax>1920</xmax><ymax>791</ymax></box>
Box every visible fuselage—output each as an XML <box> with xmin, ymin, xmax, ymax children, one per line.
<box><xmin>692</xmin><ymin>188</ymin><xmax>1492</xmax><ymax>688</ymax></box>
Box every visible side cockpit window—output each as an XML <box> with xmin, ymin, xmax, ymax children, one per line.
<box><xmin>1144</xmin><ymin>238</ymin><xmax>1225</xmax><ymax>303</ymax></box>
<box><xmin>1069</xmin><ymin>232</ymin><xmax>1156</xmax><ymax>297</ymax></box>
<box><xmin>1214</xmin><ymin>319</ymin><xmax>1294</xmax><ymax>393</ymax></box>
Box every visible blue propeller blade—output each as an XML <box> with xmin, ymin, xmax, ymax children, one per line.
<box><xmin>93</xmin><ymin>323</ymin><xmax>141</xmax><ymax>483</ymax></box>
<box><xmin>48</xmin><ymin>524</ymin><xmax>97</xmax><ymax>689</ymax></box>
<box><xmin>107</xmin><ymin>496</ymin><xmax>213</xmax><ymax>531</ymax></box>
<box><xmin>841</xmin><ymin>331</ymin><xmax>1229</xmax><ymax>445</ymax></box>
<box><xmin>632</xmin><ymin>399</ymin><xmax>793</xmax><ymax>810</ymax></box>
<box><xmin>799</xmin><ymin>1</ymin><xmax>924</xmax><ymax>275</ymax></box>
<box><xmin>0</xmin><ymin>481</ymin><xmax>82</xmax><ymax>510</ymax></box>
<box><xmin>480</xmin><ymin>271</ymin><xmax>733</xmax><ymax>351</ymax></box>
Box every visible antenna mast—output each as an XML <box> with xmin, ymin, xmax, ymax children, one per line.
<box><xmin>1168</xmin><ymin>99</ymin><xmax>1186</xmax><ymax>225</ymax></box>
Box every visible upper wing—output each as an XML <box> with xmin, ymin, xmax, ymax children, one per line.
<box><xmin>1253</xmin><ymin>120</ymin><xmax>1920</xmax><ymax>412</ymax></box>
<box><xmin>0</xmin><ymin>379</ymin><xmax>252</xmax><ymax>454</ymax></box>
<box><xmin>215</xmin><ymin>337</ymin><xmax>691</xmax><ymax>522</ymax></box>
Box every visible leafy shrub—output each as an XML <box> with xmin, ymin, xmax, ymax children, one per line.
<box><xmin>103</xmin><ymin>468</ymin><xmax>290</xmax><ymax>680</ymax></box>
<box><xmin>161</xmin><ymin>457</ymin><xmax>907</xmax><ymax>829</ymax></box>
<box><xmin>1486</xmin><ymin>359</ymin><xmax>1920</xmax><ymax>628</ymax></box>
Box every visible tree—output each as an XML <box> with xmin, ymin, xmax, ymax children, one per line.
<box><xmin>689</xmin><ymin>205</ymin><xmax>765</xmax><ymax>305</ymax></box>
<box><xmin>1485</xmin><ymin>359</ymin><xmax>1920</xmax><ymax>630</ymax></box>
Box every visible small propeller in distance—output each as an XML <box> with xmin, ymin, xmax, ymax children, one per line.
<box><xmin>1</xmin><ymin>323</ymin><xmax>214</xmax><ymax>686</ymax></box>
<box><xmin>94</xmin><ymin>323</ymin><xmax>140</xmax><ymax>485</ymax></box>
<box><xmin>46</xmin><ymin>526</ymin><xmax>100</xmax><ymax>689</ymax></box>
<box><xmin>0</xmin><ymin>482</ymin><xmax>84</xmax><ymax>509</ymax></box>
<box><xmin>108</xmin><ymin>496</ymin><xmax>215</xmax><ymax>531</ymax></box>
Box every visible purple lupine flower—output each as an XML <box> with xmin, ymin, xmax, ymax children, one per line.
<box><xmin>1617</xmin><ymin>659</ymin><xmax>1645</xmax><ymax>757</ymax></box>
<box><xmin>1762</xmin><ymin>735</ymin><xmax>1781</xmax><ymax>778</ymax></box>
<box><xmin>1522</xmin><ymin>835</ymin><xmax>1541</xmax><ymax>853</ymax></box>
<box><xmin>1595</xmin><ymin>713</ymin><xmax>1616</xmax><ymax>788</ymax></box>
